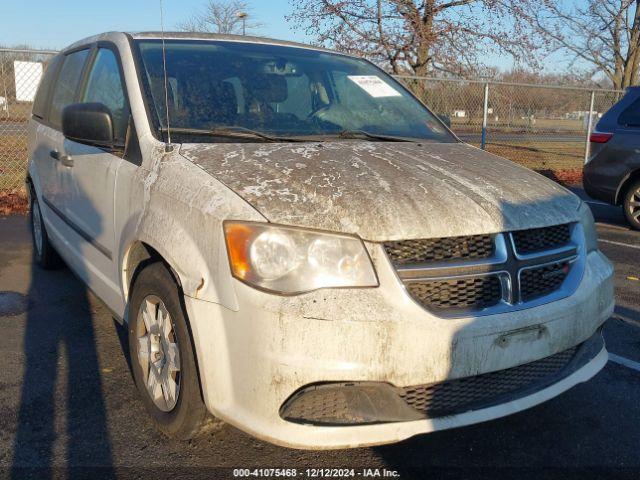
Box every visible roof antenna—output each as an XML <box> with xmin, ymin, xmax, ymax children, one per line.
<box><xmin>160</xmin><ymin>0</ymin><xmax>172</xmax><ymax>147</ymax></box>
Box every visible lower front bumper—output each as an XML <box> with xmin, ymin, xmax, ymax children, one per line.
<box><xmin>280</xmin><ymin>330</ymin><xmax>604</xmax><ymax>426</ymax></box>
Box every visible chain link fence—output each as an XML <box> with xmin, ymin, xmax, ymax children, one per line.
<box><xmin>397</xmin><ymin>76</ymin><xmax>623</xmax><ymax>177</ymax></box>
<box><xmin>0</xmin><ymin>48</ymin><xmax>57</xmax><ymax>198</ymax></box>
<box><xmin>0</xmin><ymin>47</ymin><xmax>626</xmax><ymax>205</ymax></box>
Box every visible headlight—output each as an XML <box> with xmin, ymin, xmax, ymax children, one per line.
<box><xmin>224</xmin><ymin>222</ymin><xmax>378</xmax><ymax>294</ymax></box>
<box><xmin>578</xmin><ymin>202</ymin><xmax>598</xmax><ymax>252</ymax></box>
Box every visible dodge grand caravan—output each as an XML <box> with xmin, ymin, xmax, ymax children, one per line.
<box><xmin>26</xmin><ymin>32</ymin><xmax>614</xmax><ymax>449</ymax></box>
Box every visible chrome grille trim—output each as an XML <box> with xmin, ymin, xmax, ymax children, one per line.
<box><xmin>384</xmin><ymin>223</ymin><xmax>584</xmax><ymax>318</ymax></box>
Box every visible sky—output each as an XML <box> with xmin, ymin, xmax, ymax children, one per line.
<box><xmin>0</xmin><ymin>0</ymin><xmax>569</xmax><ymax>73</ymax></box>
<box><xmin>0</xmin><ymin>0</ymin><xmax>308</xmax><ymax>50</ymax></box>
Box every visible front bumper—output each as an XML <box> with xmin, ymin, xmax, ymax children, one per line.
<box><xmin>279</xmin><ymin>330</ymin><xmax>604</xmax><ymax>426</ymax></box>
<box><xmin>183</xmin><ymin>250</ymin><xmax>614</xmax><ymax>449</ymax></box>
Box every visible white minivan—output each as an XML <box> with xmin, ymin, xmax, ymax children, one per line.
<box><xmin>27</xmin><ymin>31</ymin><xmax>614</xmax><ymax>449</ymax></box>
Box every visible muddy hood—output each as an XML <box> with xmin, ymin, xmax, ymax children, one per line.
<box><xmin>180</xmin><ymin>141</ymin><xmax>581</xmax><ymax>241</ymax></box>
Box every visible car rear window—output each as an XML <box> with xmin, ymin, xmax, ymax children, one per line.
<box><xmin>618</xmin><ymin>97</ymin><xmax>640</xmax><ymax>127</ymax></box>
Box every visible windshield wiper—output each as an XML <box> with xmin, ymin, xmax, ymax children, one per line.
<box><xmin>160</xmin><ymin>126</ymin><xmax>307</xmax><ymax>142</ymax></box>
<box><xmin>335</xmin><ymin>129</ymin><xmax>416</xmax><ymax>142</ymax></box>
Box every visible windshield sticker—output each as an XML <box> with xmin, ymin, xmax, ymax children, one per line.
<box><xmin>347</xmin><ymin>75</ymin><xmax>402</xmax><ymax>98</ymax></box>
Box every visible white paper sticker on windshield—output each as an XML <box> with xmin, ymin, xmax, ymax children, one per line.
<box><xmin>347</xmin><ymin>75</ymin><xmax>401</xmax><ymax>98</ymax></box>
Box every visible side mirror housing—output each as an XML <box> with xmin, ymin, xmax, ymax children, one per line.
<box><xmin>62</xmin><ymin>103</ymin><xmax>114</xmax><ymax>147</ymax></box>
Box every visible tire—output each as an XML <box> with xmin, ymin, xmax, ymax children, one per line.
<box><xmin>30</xmin><ymin>188</ymin><xmax>62</xmax><ymax>270</ymax></box>
<box><xmin>623</xmin><ymin>179</ymin><xmax>640</xmax><ymax>231</ymax></box>
<box><xmin>128</xmin><ymin>262</ymin><xmax>207</xmax><ymax>439</ymax></box>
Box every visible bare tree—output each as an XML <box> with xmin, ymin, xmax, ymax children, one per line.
<box><xmin>178</xmin><ymin>0</ymin><xmax>261</xmax><ymax>35</ymax></box>
<box><xmin>287</xmin><ymin>0</ymin><xmax>537</xmax><ymax>77</ymax></box>
<box><xmin>528</xmin><ymin>0</ymin><xmax>640</xmax><ymax>90</ymax></box>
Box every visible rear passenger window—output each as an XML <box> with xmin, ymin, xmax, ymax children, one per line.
<box><xmin>81</xmin><ymin>48</ymin><xmax>129</xmax><ymax>143</ymax></box>
<box><xmin>618</xmin><ymin>98</ymin><xmax>640</xmax><ymax>127</ymax></box>
<box><xmin>32</xmin><ymin>55</ymin><xmax>63</xmax><ymax>120</ymax></box>
<box><xmin>49</xmin><ymin>49</ymin><xmax>89</xmax><ymax>128</ymax></box>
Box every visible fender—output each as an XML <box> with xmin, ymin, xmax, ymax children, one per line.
<box><xmin>117</xmin><ymin>150</ymin><xmax>266</xmax><ymax>316</ymax></box>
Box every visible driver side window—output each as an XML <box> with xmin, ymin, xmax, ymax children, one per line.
<box><xmin>82</xmin><ymin>48</ymin><xmax>129</xmax><ymax>143</ymax></box>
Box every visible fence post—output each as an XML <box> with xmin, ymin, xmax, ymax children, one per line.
<box><xmin>584</xmin><ymin>90</ymin><xmax>595</xmax><ymax>164</ymax></box>
<box><xmin>0</xmin><ymin>52</ymin><xmax>10</xmax><ymax>119</ymax></box>
<box><xmin>481</xmin><ymin>82</ymin><xmax>489</xmax><ymax>149</ymax></box>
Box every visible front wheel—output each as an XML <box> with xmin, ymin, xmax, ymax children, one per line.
<box><xmin>623</xmin><ymin>180</ymin><xmax>640</xmax><ymax>230</ymax></box>
<box><xmin>128</xmin><ymin>262</ymin><xmax>208</xmax><ymax>439</ymax></box>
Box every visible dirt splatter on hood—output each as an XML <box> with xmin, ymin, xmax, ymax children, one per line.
<box><xmin>180</xmin><ymin>141</ymin><xmax>581</xmax><ymax>241</ymax></box>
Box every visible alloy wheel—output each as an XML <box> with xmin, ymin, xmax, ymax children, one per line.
<box><xmin>628</xmin><ymin>187</ymin><xmax>640</xmax><ymax>223</ymax></box>
<box><xmin>136</xmin><ymin>295</ymin><xmax>181</xmax><ymax>412</ymax></box>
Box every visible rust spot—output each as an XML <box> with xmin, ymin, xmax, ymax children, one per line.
<box><xmin>195</xmin><ymin>277</ymin><xmax>205</xmax><ymax>299</ymax></box>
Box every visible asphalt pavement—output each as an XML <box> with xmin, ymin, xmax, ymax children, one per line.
<box><xmin>0</xmin><ymin>191</ymin><xmax>639</xmax><ymax>479</ymax></box>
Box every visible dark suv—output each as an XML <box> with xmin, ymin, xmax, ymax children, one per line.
<box><xmin>583</xmin><ymin>87</ymin><xmax>640</xmax><ymax>229</ymax></box>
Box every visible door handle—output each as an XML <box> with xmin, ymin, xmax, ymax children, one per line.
<box><xmin>50</xmin><ymin>150</ymin><xmax>74</xmax><ymax>167</ymax></box>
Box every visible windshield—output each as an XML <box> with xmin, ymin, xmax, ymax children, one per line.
<box><xmin>135</xmin><ymin>39</ymin><xmax>455</xmax><ymax>143</ymax></box>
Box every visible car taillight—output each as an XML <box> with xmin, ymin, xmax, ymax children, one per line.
<box><xmin>589</xmin><ymin>132</ymin><xmax>613</xmax><ymax>143</ymax></box>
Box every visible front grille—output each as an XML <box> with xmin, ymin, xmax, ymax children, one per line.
<box><xmin>399</xmin><ymin>344</ymin><xmax>578</xmax><ymax>417</ymax></box>
<box><xmin>387</xmin><ymin>223</ymin><xmax>578</xmax><ymax>316</ymax></box>
<box><xmin>521</xmin><ymin>262</ymin><xmax>571</xmax><ymax>301</ymax></box>
<box><xmin>407</xmin><ymin>276</ymin><xmax>502</xmax><ymax>311</ymax></box>
<box><xmin>384</xmin><ymin>234</ymin><xmax>494</xmax><ymax>266</ymax></box>
<box><xmin>512</xmin><ymin>224</ymin><xmax>571</xmax><ymax>255</ymax></box>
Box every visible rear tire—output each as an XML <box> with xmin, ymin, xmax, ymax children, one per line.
<box><xmin>30</xmin><ymin>189</ymin><xmax>62</xmax><ymax>270</ymax></box>
<box><xmin>128</xmin><ymin>262</ymin><xmax>208</xmax><ymax>440</ymax></box>
<box><xmin>623</xmin><ymin>180</ymin><xmax>640</xmax><ymax>230</ymax></box>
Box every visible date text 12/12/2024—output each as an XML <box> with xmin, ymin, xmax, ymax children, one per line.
<box><xmin>232</xmin><ymin>468</ymin><xmax>401</xmax><ymax>478</ymax></box>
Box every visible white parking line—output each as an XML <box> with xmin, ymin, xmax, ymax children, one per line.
<box><xmin>595</xmin><ymin>222</ymin><xmax>629</xmax><ymax>231</ymax></box>
<box><xmin>599</xmin><ymin>239</ymin><xmax>640</xmax><ymax>250</ymax></box>
<box><xmin>609</xmin><ymin>353</ymin><xmax>640</xmax><ymax>372</ymax></box>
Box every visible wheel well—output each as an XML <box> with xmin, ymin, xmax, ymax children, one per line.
<box><xmin>123</xmin><ymin>241</ymin><xmax>182</xmax><ymax>301</ymax></box>
<box><xmin>616</xmin><ymin>169</ymin><xmax>640</xmax><ymax>204</ymax></box>
<box><xmin>123</xmin><ymin>242</ymin><xmax>205</xmax><ymax>399</ymax></box>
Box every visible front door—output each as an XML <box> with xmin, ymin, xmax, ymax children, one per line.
<box><xmin>62</xmin><ymin>46</ymin><xmax>132</xmax><ymax>309</ymax></box>
<box><xmin>34</xmin><ymin>49</ymin><xmax>89</xmax><ymax>241</ymax></box>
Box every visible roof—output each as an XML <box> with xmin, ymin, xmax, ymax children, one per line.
<box><xmin>130</xmin><ymin>31</ymin><xmax>334</xmax><ymax>53</ymax></box>
<box><xmin>65</xmin><ymin>31</ymin><xmax>339</xmax><ymax>55</ymax></box>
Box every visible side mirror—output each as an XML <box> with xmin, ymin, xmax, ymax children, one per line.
<box><xmin>62</xmin><ymin>102</ymin><xmax>115</xmax><ymax>147</ymax></box>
